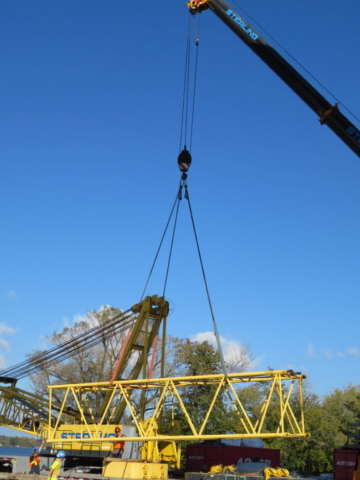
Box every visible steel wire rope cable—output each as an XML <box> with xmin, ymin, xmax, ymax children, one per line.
<box><xmin>140</xmin><ymin>15</ymin><xmax>200</xmax><ymax>302</ymax></box>
<box><xmin>178</xmin><ymin>13</ymin><xmax>229</xmax><ymax>376</ymax></box>
<box><xmin>14</xmin><ymin>315</ymin><xmax>137</xmax><ymax>380</ymax></box>
<box><xmin>0</xmin><ymin>309</ymin><xmax>134</xmax><ymax>378</ymax></box>
<box><xmin>179</xmin><ymin>14</ymin><xmax>192</xmax><ymax>151</ymax></box>
<box><xmin>231</xmin><ymin>0</ymin><xmax>360</xmax><ymax>124</ymax></box>
<box><xmin>137</xmin><ymin>182</ymin><xmax>184</xmax><ymax>413</ymax></box>
<box><xmin>189</xmin><ymin>14</ymin><xmax>201</xmax><ymax>151</ymax></box>
<box><xmin>182</xmin><ymin>180</ymin><xmax>229</xmax><ymax>377</ymax></box>
<box><xmin>0</xmin><ymin>309</ymin><xmax>137</xmax><ymax>379</ymax></box>
<box><xmin>1</xmin><ymin>316</ymin><xmax>136</xmax><ymax>380</ymax></box>
<box><xmin>139</xmin><ymin>19</ymin><xmax>201</xmax><ymax>408</ymax></box>
<box><xmin>161</xmin><ymin>183</ymin><xmax>183</xmax><ymax>299</ymax></box>
<box><xmin>139</xmin><ymin>185</ymin><xmax>184</xmax><ymax>303</ymax></box>
<box><xmin>131</xmin><ymin>189</ymin><xmax>184</xmax><ymax>425</ymax></box>
<box><xmin>8</xmin><ymin>315</ymin><xmax>136</xmax><ymax>380</ymax></box>
<box><xmin>179</xmin><ymin>13</ymin><xmax>201</xmax><ymax>152</ymax></box>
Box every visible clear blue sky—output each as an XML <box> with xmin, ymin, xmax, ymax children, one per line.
<box><xmin>1</xmin><ymin>0</ymin><xmax>360</xmax><ymax>436</ymax></box>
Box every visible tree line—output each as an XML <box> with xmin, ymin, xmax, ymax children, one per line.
<box><xmin>0</xmin><ymin>435</ymin><xmax>37</xmax><ymax>448</ymax></box>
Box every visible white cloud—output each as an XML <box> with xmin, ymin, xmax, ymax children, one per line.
<box><xmin>306</xmin><ymin>343</ymin><xmax>359</xmax><ymax>360</ymax></box>
<box><xmin>191</xmin><ymin>331</ymin><xmax>216</xmax><ymax>345</ymax></box>
<box><xmin>62</xmin><ymin>317</ymin><xmax>71</xmax><ymax>328</ymax></box>
<box><xmin>0</xmin><ymin>322</ymin><xmax>16</xmax><ymax>335</ymax></box>
<box><xmin>62</xmin><ymin>309</ymin><xmax>110</xmax><ymax>329</ymax></box>
<box><xmin>0</xmin><ymin>338</ymin><xmax>11</xmax><ymax>351</ymax></box>
<box><xmin>320</xmin><ymin>349</ymin><xmax>334</xmax><ymax>359</ymax></box>
<box><xmin>190</xmin><ymin>331</ymin><xmax>239</xmax><ymax>358</ymax></box>
<box><xmin>248</xmin><ymin>354</ymin><xmax>266</xmax><ymax>370</ymax></box>
<box><xmin>0</xmin><ymin>355</ymin><xmax>6</xmax><ymax>369</ymax></box>
<box><xmin>6</xmin><ymin>290</ymin><xmax>18</xmax><ymax>298</ymax></box>
<box><xmin>0</xmin><ymin>322</ymin><xmax>17</xmax><ymax>366</ymax></box>
<box><xmin>62</xmin><ymin>314</ymin><xmax>89</xmax><ymax>329</ymax></box>
<box><xmin>348</xmin><ymin>346</ymin><xmax>360</xmax><ymax>357</ymax></box>
<box><xmin>190</xmin><ymin>331</ymin><xmax>254</xmax><ymax>371</ymax></box>
<box><xmin>307</xmin><ymin>343</ymin><xmax>317</xmax><ymax>358</ymax></box>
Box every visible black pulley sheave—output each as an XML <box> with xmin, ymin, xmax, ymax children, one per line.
<box><xmin>178</xmin><ymin>148</ymin><xmax>192</xmax><ymax>172</ymax></box>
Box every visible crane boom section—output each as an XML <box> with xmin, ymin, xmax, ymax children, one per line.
<box><xmin>98</xmin><ymin>295</ymin><xmax>169</xmax><ymax>423</ymax></box>
<box><xmin>188</xmin><ymin>0</ymin><xmax>360</xmax><ymax>157</ymax></box>
<box><xmin>0</xmin><ymin>385</ymin><xmax>62</xmax><ymax>436</ymax></box>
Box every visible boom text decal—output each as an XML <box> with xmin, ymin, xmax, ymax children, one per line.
<box><xmin>226</xmin><ymin>10</ymin><xmax>259</xmax><ymax>41</ymax></box>
<box><xmin>347</xmin><ymin>126</ymin><xmax>360</xmax><ymax>143</ymax></box>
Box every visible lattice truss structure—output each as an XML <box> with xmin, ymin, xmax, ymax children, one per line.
<box><xmin>0</xmin><ymin>385</ymin><xmax>58</xmax><ymax>436</ymax></box>
<box><xmin>47</xmin><ymin>369</ymin><xmax>310</xmax><ymax>443</ymax></box>
<box><xmin>0</xmin><ymin>295</ymin><xmax>168</xmax><ymax>438</ymax></box>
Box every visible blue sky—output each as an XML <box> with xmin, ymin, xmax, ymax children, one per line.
<box><xmin>1</xmin><ymin>0</ymin><xmax>360</xmax><ymax>436</ymax></box>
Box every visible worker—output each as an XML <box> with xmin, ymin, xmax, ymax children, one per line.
<box><xmin>47</xmin><ymin>450</ymin><xmax>66</xmax><ymax>480</ymax></box>
<box><xmin>110</xmin><ymin>427</ymin><xmax>126</xmax><ymax>458</ymax></box>
<box><xmin>29</xmin><ymin>447</ymin><xmax>41</xmax><ymax>474</ymax></box>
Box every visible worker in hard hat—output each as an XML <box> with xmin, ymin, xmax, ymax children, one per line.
<box><xmin>29</xmin><ymin>447</ymin><xmax>41</xmax><ymax>475</ymax></box>
<box><xmin>47</xmin><ymin>450</ymin><xmax>66</xmax><ymax>480</ymax></box>
<box><xmin>110</xmin><ymin>427</ymin><xmax>126</xmax><ymax>458</ymax></box>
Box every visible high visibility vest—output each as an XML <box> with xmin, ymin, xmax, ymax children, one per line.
<box><xmin>29</xmin><ymin>454</ymin><xmax>40</xmax><ymax>468</ymax></box>
<box><xmin>48</xmin><ymin>459</ymin><xmax>61</xmax><ymax>480</ymax></box>
<box><xmin>113</xmin><ymin>440</ymin><xmax>125</xmax><ymax>450</ymax></box>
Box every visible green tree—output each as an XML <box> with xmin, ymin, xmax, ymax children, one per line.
<box><xmin>166</xmin><ymin>339</ymin><xmax>239</xmax><ymax>435</ymax></box>
<box><xmin>322</xmin><ymin>385</ymin><xmax>360</xmax><ymax>441</ymax></box>
<box><xmin>226</xmin><ymin>377</ymin><xmax>360</xmax><ymax>475</ymax></box>
<box><xmin>28</xmin><ymin>306</ymin><xmax>128</xmax><ymax>409</ymax></box>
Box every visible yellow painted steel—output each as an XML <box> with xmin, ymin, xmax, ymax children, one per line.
<box><xmin>187</xmin><ymin>0</ymin><xmax>210</xmax><ymax>13</ymax></box>
<box><xmin>46</xmin><ymin>370</ymin><xmax>309</xmax><ymax>457</ymax></box>
<box><xmin>99</xmin><ymin>295</ymin><xmax>169</xmax><ymax>423</ymax></box>
<box><xmin>0</xmin><ymin>385</ymin><xmax>60</xmax><ymax>436</ymax></box>
<box><xmin>102</xmin><ymin>458</ymin><xmax>168</xmax><ymax>479</ymax></box>
<box><xmin>51</xmin><ymin>424</ymin><xmax>126</xmax><ymax>454</ymax></box>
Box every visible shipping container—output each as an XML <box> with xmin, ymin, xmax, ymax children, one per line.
<box><xmin>185</xmin><ymin>444</ymin><xmax>280</xmax><ymax>472</ymax></box>
<box><xmin>334</xmin><ymin>449</ymin><xmax>358</xmax><ymax>480</ymax></box>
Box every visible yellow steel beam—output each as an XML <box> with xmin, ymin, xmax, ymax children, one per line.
<box><xmin>98</xmin><ymin>295</ymin><xmax>169</xmax><ymax>423</ymax></box>
<box><xmin>46</xmin><ymin>369</ymin><xmax>310</xmax><ymax>444</ymax></box>
<box><xmin>0</xmin><ymin>385</ymin><xmax>60</xmax><ymax>437</ymax></box>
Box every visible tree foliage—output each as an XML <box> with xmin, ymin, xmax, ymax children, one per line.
<box><xmin>28</xmin><ymin>306</ymin><xmax>127</xmax><ymax>407</ymax></box>
<box><xmin>238</xmin><ymin>382</ymin><xmax>360</xmax><ymax>475</ymax></box>
<box><xmin>0</xmin><ymin>435</ymin><xmax>38</xmax><ymax>448</ymax></box>
<box><xmin>163</xmin><ymin>339</ymin><xmax>242</xmax><ymax>436</ymax></box>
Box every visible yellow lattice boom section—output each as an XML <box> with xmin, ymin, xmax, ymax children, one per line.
<box><xmin>46</xmin><ymin>369</ymin><xmax>309</xmax><ymax>444</ymax></box>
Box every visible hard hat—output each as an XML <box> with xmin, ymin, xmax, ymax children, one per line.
<box><xmin>34</xmin><ymin>447</ymin><xmax>39</xmax><ymax>453</ymax></box>
<box><xmin>115</xmin><ymin>427</ymin><xmax>121</xmax><ymax>433</ymax></box>
<box><xmin>56</xmin><ymin>450</ymin><xmax>66</xmax><ymax>458</ymax></box>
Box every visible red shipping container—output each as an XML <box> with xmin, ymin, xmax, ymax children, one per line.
<box><xmin>334</xmin><ymin>449</ymin><xmax>358</xmax><ymax>480</ymax></box>
<box><xmin>185</xmin><ymin>444</ymin><xmax>281</xmax><ymax>472</ymax></box>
